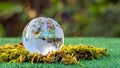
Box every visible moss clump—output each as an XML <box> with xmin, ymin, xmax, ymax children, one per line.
<box><xmin>0</xmin><ymin>43</ymin><xmax>107</xmax><ymax>65</ymax></box>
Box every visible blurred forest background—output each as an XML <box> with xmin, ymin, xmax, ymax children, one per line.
<box><xmin>0</xmin><ymin>0</ymin><xmax>120</xmax><ymax>37</ymax></box>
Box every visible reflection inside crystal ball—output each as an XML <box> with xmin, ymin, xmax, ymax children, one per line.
<box><xmin>22</xmin><ymin>17</ymin><xmax>64</xmax><ymax>56</ymax></box>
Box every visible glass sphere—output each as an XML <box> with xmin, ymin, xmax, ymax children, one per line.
<box><xmin>22</xmin><ymin>17</ymin><xmax>64</xmax><ymax>56</ymax></box>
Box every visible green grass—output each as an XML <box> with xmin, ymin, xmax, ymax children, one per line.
<box><xmin>0</xmin><ymin>37</ymin><xmax>120</xmax><ymax>68</ymax></box>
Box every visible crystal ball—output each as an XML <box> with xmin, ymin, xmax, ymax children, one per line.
<box><xmin>22</xmin><ymin>17</ymin><xmax>64</xmax><ymax>56</ymax></box>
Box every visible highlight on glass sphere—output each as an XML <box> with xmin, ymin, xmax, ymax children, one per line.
<box><xmin>22</xmin><ymin>17</ymin><xmax>64</xmax><ymax>56</ymax></box>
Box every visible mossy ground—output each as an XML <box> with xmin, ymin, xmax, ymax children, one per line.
<box><xmin>0</xmin><ymin>37</ymin><xmax>119</xmax><ymax>68</ymax></box>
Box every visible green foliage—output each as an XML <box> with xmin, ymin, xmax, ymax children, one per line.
<box><xmin>43</xmin><ymin>0</ymin><xmax>120</xmax><ymax>37</ymax></box>
<box><xmin>0</xmin><ymin>0</ymin><xmax>120</xmax><ymax>37</ymax></box>
<box><xmin>0</xmin><ymin>2</ymin><xmax>23</xmax><ymax>19</ymax></box>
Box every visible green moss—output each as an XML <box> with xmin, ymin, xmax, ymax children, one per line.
<box><xmin>0</xmin><ymin>42</ymin><xmax>107</xmax><ymax>65</ymax></box>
